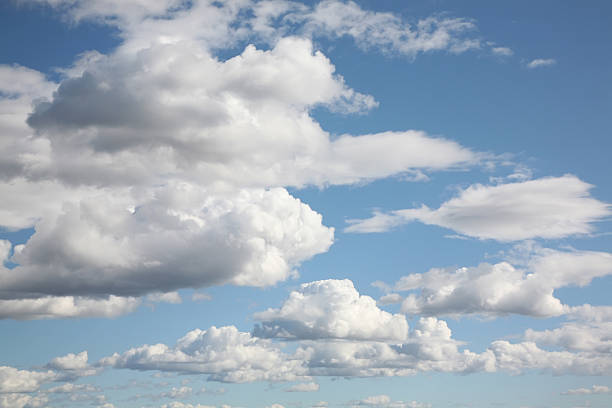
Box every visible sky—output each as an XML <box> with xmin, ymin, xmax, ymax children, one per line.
<box><xmin>0</xmin><ymin>1</ymin><xmax>611</xmax><ymax>408</ymax></box>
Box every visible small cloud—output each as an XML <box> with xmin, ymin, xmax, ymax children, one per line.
<box><xmin>147</xmin><ymin>292</ymin><xmax>182</xmax><ymax>304</ymax></box>
<box><xmin>562</xmin><ymin>385</ymin><xmax>611</xmax><ymax>395</ymax></box>
<box><xmin>527</xmin><ymin>58</ymin><xmax>556</xmax><ymax>69</ymax></box>
<box><xmin>492</xmin><ymin>47</ymin><xmax>514</xmax><ymax>57</ymax></box>
<box><xmin>192</xmin><ymin>292</ymin><xmax>213</xmax><ymax>302</ymax></box>
<box><xmin>285</xmin><ymin>382</ymin><xmax>320</xmax><ymax>392</ymax></box>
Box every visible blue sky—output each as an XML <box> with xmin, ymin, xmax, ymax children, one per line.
<box><xmin>0</xmin><ymin>1</ymin><xmax>611</xmax><ymax>408</ymax></box>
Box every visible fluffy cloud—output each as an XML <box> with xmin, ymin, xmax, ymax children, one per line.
<box><xmin>100</xmin><ymin>325</ymin><xmax>309</xmax><ymax>383</ymax></box>
<box><xmin>387</xmin><ymin>248</ymin><xmax>612</xmax><ymax>317</ymax></box>
<box><xmin>253</xmin><ymin>279</ymin><xmax>409</xmax><ymax>341</ymax></box>
<box><xmin>0</xmin><ymin>367</ymin><xmax>57</xmax><ymax>393</ymax></box>
<box><xmin>0</xmin><ymin>393</ymin><xmax>48</xmax><ymax>408</ymax></box>
<box><xmin>488</xmin><ymin>340</ymin><xmax>612</xmax><ymax>375</ymax></box>
<box><xmin>527</xmin><ymin>58</ymin><xmax>556</xmax><ymax>69</ymax></box>
<box><xmin>0</xmin><ymin>186</ymin><xmax>333</xmax><ymax>300</ymax></box>
<box><xmin>345</xmin><ymin>176</ymin><xmax>611</xmax><ymax>241</ymax></box>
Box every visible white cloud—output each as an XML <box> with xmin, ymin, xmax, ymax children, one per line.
<box><xmin>527</xmin><ymin>58</ymin><xmax>557</xmax><ymax>68</ymax></box>
<box><xmin>148</xmin><ymin>292</ymin><xmax>182</xmax><ymax>304</ymax></box>
<box><xmin>387</xmin><ymin>247</ymin><xmax>612</xmax><ymax>318</ymax></box>
<box><xmin>0</xmin><ymin>366</ymin><xmax>57</xmax><ymax>393</ymax></box>
<box><xmin>48</xmin><ymin>351</ymin><xmax>90</xmax><ymax>371</ymax></box>
<box><xmin>299</xmin><ymin>1</ymin><xmax>481</xmax><ymax>57</ymax></box>
<box><xmin>24</xmin><ymin>0</ymin><xmax>485</xmax><ymax>59</ymax></box>
<box><xmin>562</xmin><ymin>385</ymin><xmax>611</xmax><ymax>395</ymax></box>
<box><xmin>488</xmin><ymin>340</ymin><xmax>612</xmax><ymax>375</ymax></box>
<box><xmin>0</xmin><ymin>186</ymin><xmax>333</xmax><ymax>299</ymax></box>
<box><xmin>0</xmin><ymin>393</ymin><xmax>48</xmax><ymax>408</ymax></box>
<box><xmin>46</xmin><ymin>383</ymin><xmax>99</xmax><ymax>393</ymax></box>
<box><xmin>285</xmin><ymin>382</ymin><xmax>319</xmax><ymax>392</ymax></box>
<box><xmin>0</xmin><ymin>295</ymin><xmax>141</xmax><ymax>320</ymax></box>
<box><xmin>100</xmin><ymin>325</ymin><xmax>309</xmax><ymax>383</ymax></box>
<box><xmin>491</xmin><ymin>47</ymin><xmax>514</xmax><ymax>57</ymax></box>
<box><xmin>253</xmin><ymin>279</ymin><xmax>409</xmax><ymax>341</ymax></box>
<box><xmin>162</xmin><ymin>386</ymin><xmax>193</xmax><ymax>399</ymax></box>
<box><xmin>345</xmin><ymin>176</ymin><xmax>611</xmax><ymax>241</ymax></box>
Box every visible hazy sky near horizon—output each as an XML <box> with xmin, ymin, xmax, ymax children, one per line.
<box><xmin>1</xmin><ymin>1</ymin><xmax>611</xmax><ymax>408</ymax></box>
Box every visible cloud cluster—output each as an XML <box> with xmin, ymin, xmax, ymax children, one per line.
<box><xmin>0</xmin><ymin>1</ymin><xmax>493</xmax><ymax>319</ymax></box>
<box><xmin>374</xmin><ymin>247</ymin><xmax>612</xmax><ymax>318</ymax></box>
<box><xmin>253</xmin><ymin>279</ymin><xmax>409</xmax><ymax>341</ymax></box>
<box><xmin>99</xmin><ymin>325</ymin><xmax>309</xmax><ymax>383</ymax></box>
<box><xmin>346</xmin><ymin>176</ymin><xmax>610</xmax><ymax>241</ymax></box>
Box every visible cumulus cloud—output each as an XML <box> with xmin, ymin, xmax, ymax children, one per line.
<box><xmin>0</xmin><ymin>186</ymin><xmax>333</xmax><ymax>300</ymax></box>
<box><xmin>0</xmin><ymin>366</ymin><xmax>57</xmax><ymax>393</ymax></box>
<box><xmin>99</xmin><ymin>325</ymin><xmax>309</xmax><ymax>383</ymax></box>
<box><xmin>0</xmin><ymin>393</ymin><xmax>48</xmax><ymax>408</ymax></box>
<box><xmin>384</xmin><ymin>247</ymin><xmax>612</xmax><ymax>318</ymax></box>
<box><xmin>527</xmin><ymin>58</ymin><xmax>556</xmax><ymax>68</ymax></box>
<box><xmin>253</xmin><ymin>279</ymin><xmax>409</xmax><ymax>341</ymax></box>
<box><xmin>345</xmin><ymin>176</ymin><xmax>611</xmax><ymax>241</ymax></box>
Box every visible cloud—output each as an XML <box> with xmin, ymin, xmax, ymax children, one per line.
<box><xmin>488</xmin><ymin>340</ymin><xmax>612</xmax><ymax>375</ymax></box>
<box><xmin>527</xmin><ymin>58</ymin><xmax>557</xmax><ymax>68</ymax></box>
<box><xmin>148</xmin><ymin>292</ymin><xmax>182</xmax><ymax>304</ymax></box>
<box><xmin>253</xmin><ymin>279</ymin><xmax>409</xmax><ymax>341</ymax></box>
<box><xmin>386</xmin><ymin>247</ymin><xmax>612</xmax><ymax>318</ymax></box>
<box><xmin>0</xmin><ymin>393</ymin><xmax>48</xmax><ymax>408</ymax></box>
<box><xmin>192</xmin><ymin>292</ymin><xmax>212</xmax><ymax>302</ymax></box>
<box><xmin>25</xmin><ymin>0</ymin><xmax>485</xmax><ymax>59</ymax></box>
<box><xmin>353</xmin><ymin>395</ymin><xmax>431</xmax><ymax>408</ymax></box>
<box><xmin>0</xmin><ymin>295</ymin><xmax>141</xmax><ymax>320</ymax></box>
<box><xmin>345</xmin><ymin>176</ymin><xmax>611</xmax><ymax>241</ymax></box>
<box><xmin>491</xmin><ymin>47</ymin><xmax>514</xmax><ymax>57</ymax></box>
<box><xmin>284</xmin><ymin>382</ymin><xmax>319</xmax><ymax>392</ymax></box>
<box><xmin>0</xmin><ymin>186</ymin><xmax>333</xmax><ymax>299</ymax></box>
<box><xmin>562</xmin><ymin>385</ymin><xmax>611</xmax><ymax>395</ymax></box>
<box><xmin>99</xmin><ymin>325</ymin><xmax>309</xmax><ymax>383</ymax></box>
<box><xmin>298</xmin><ymin>0</ymin><xmax>481</xmax><ymax>57</ymax></box>
<box><xmin>0</xmin><ymin>366</ymin><xmax>57</xmax><ymax>393</ymax></box>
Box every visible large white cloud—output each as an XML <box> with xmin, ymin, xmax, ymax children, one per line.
<box><xmin>346</xmin><ymin>176</ymin><xmax>611</xmax><ymax>241</ymax></box>
<box><xmin>384</xmin><ymin>248</ymin><xmax>612</xmax><ymax>318</ymax></box>
<box><xmin>0</xmin><ymin>186</ymin><xmax>333</xmax><ymax>300</ymax></box>
<box><xmin>253</xmin><ymin>279</ymin><xmax>409</xmax><ymax>341</ymax></box>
